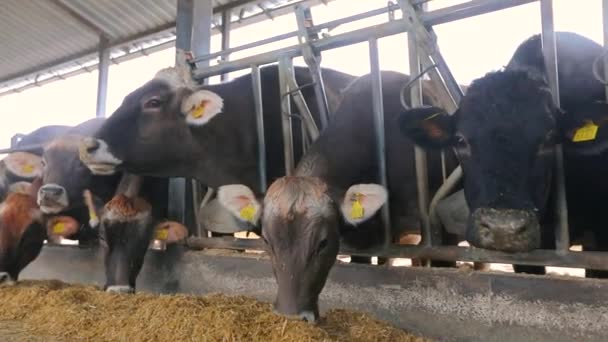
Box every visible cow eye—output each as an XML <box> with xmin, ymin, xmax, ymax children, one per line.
<box><xmin>143</xmin><ymin>97</ymin><xmax>163</xmax><ymax>109</ymax></box>
<box><xmin>41</xmin><ymin>159</ymin><xmax>46</xmax><ymax>168</ymax></box>
<box><xmin>316</xmin><ymin>238</ymin><xmax>328</xmax><ymax>254</ymax></box>
<box><xmin>455</xmin><ymin>134</ymin><xmax>468</xmax><ymax>149</ymax></box>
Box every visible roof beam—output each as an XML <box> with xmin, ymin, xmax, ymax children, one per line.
<box><xmin>50</xmin><ymin>0</ymin><xmax>110</xmax><ymax>38</ymax></box>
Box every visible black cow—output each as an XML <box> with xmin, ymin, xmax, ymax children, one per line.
<box><xmin>216</xmin><ymin>71</ymin><xmax>454</xmax><ymax>322</ymax></box>
<box><xmin>399</xmin><ymin>32</ymin><xmax>608</xmax><ymax>277</ymax></box>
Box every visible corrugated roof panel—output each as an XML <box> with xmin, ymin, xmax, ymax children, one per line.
<box><xmin>58</xmin><ymin>0</ymin><xmax>176</xmax><ymax>40</ymax></box>
<box><xmin>0</xmin><ymin>0</ymin><xmax>98</xmax><ymax>82</ymax></box>
<box><xmin>0</xmin><ymin>0</ymin><xmax>326</xmax><ymax>94</ymax></box>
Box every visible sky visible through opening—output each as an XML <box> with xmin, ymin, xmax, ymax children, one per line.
<box><xmin>0</xmin><ymin>0</ymin><xmax>603</xmax><ymax>146</ymax></box>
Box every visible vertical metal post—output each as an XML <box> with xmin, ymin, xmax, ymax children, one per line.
<box><xmin>251</xmin><ymin>65</ymin><xmax>267</xmax><ymax>193</ymax></box>
<box><xmin>95</xmin><ymin>36</ymin><xmax>109</xmax><ymax>118</ymax></box>
<box><xmin>295</xmin><ymin>5</ymin><xmax>331</xmax><ymax>128</ymax></box>
<box><xmin>408</xmin><ymin>32</ymin><xmax>432</xmax><ymax>246</ymax></box>
<box><xmin>369</xmin><ymin>38</ymin><xmax>392</xmax><ymax>248</ymax></box>
<box><xmin>603</xmin><ymin>0</ymin><xmax>608</xmax><ymax>101</ymax></box>
<box><xmin>540</xmin><ymin>0</ymin><xmax>569</xmax><ymax>252</ymax></box>
<box><xmin>278</xmin><ymin>56</ymin><xmax>295</xmax><ymax>175</ymax></box>
<box><xmin>172</xmin><ymin>0</ymin><xmax>213</xmax><ymax>230</ymax></box>
<box><xmin>220</xmin><ymin>10</ymin><xmax>232</xmax><ymax>81</ymax></box>
<box><xmin>397</xmin><ymin>0</ymin><xmax>461</xmax><ymax>112</ymax></box>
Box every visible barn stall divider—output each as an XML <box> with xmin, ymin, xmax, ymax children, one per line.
<box><xmin>3</xmin><ymin>0</ymin><xmax>607</xmax><ymax>341</ymax></box>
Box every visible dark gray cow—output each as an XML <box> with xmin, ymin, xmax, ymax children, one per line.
<box><xmin>399</xmin><ymin>32</ymin><xmax>608</xmax><ymax>277</ymax></box>
<box><xmin>79</xmin><ymin>65</ymin><xmax>355</xmax><ymax>191</ymax></box>
<box><xmin>217</xmin><ymin>71</ymin><xmax>452</xmax><ymax>322</ymax></box>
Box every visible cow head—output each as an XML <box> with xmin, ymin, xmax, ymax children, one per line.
<box><xmin>38</xmin><ymin>136</ymin><xmax>95</xmax><ymax>214</ymax></box>
<box><xmin>79</xmin><ymin>68</ymin><xmax>224</xmax><ymax>178</ymax></box>
<box><xmin>100</xmin><ymin>194</ymin><xmax>186</xmax><ymax>293</ymax></box>
<box><xmin>0</xmin><ymin>178</ymin><xmax>45</xmax><ymax>284</ymax></box>
<box><xmin>400</xmin><ymin>70</ymin><xmax>561</xmax><ymax>252</ymax></box>
<box><xmin>218</xmin><ymin>178</ymin><xmax>386</xmax><ymax>323</ymax></box>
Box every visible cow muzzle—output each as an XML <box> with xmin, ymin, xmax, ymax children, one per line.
<box><xmin>467</xmin><ymin>208</ymin><xmax>541</xmax><ymax>252</ymax></box>
<box><xmin>37</xmin><ymin>184</ymin><xmax>69</xmax><ymax>214</ymax></box>
<box><xmin>105</xmin><ymin>285</ymin><xmax>135</xmax><ymax>294</ymax></box>
<box><xmin>79</xmin><ymin>138</ymin><xmax>122</xmax><ymax>175</ymax></box>
<box><xmin>0</xmin><ymin>272</ymin><xmax>15</xmax><ymax>286</ymax></box>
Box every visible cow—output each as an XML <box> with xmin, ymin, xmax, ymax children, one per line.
<box><xmin>30</xmin><ymin>118</ymin><xmax>175</xmax><ymax>293</ymax></box>
<box><xmin>399</xmin><ymin>32</ymin><xmax>608</xmax><ymax>277</ymax></box>
<box><xmin>78</xmin><ymin>65</ymin><xmax>355</xmax><ymax>192</ymax></box>
<box><xmin>98</xmin><ymin>174</ymin><xmax>186</xmax><ymax>293</ymax></box>
<box><xmin>215</xmin><ymin>71</ymin><xmax>455</xmax><ymax>322</ymax></box>
<box><xmin>0</xmin><ymin>179</ymin><xmax>78</xmax><ymax>284</ymax></box>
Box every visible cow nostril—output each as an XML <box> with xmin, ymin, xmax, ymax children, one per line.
<box><xmin>41</xmin><ymin>186</ymin><xmax>64</xmax><ymax>197</ymax></box>
<box><xmin>84</xmin><ymin>138</ymin><xmax>100</xmax><ymax>154</ymax></box>
<box><xmin>298</xmin><ymin>311</ymin><xmax>317</xmax><ymax>324</ymax></box>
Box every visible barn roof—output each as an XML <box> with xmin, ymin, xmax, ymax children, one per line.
<box><xmin>0</xmin><ymin>0</ymin><xmax>324</xmax><ymax>96</ymax></box>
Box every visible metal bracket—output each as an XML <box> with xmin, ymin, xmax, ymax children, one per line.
<box><xmin>295</xmin><ymin>5</ymin><xmax>332</xmax><ymax>129</ymax></box>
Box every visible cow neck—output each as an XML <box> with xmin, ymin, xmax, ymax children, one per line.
<box><xmin>186</xmin><ymin>106</ymin><xmax>259</xmax><ymax>190</ymax></box>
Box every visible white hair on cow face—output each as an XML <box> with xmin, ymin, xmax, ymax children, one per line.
<box><xmin>154</xmin><ymin>67</ymin><xmax>197</xmax><ymax>89</ymax></box>
<box><xmin>263</xmin><ymin>177</ymin><xmax>335</xmax><ymax>223</ymax></box>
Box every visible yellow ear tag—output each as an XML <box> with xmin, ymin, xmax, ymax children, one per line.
<box><xmin>21</xmin><ymin>164</ymin><xmax>34</xmax><ymax>174</ymax></box>
<box><xmin>191</xmin><ymin>101</ymin><xmax>207</xmax><ymax>119</ymax></box>
<box><xmin>350</xmin><ymin>196</ymin><xmax>365</xmax><ymax>220</ymax></box>
<box><xmin>53</xmin><ymin>222</ymin><xmax>65</xmax><ymax>235</ymax></box>
<box><xmin>155</xmin><ymin>228</ymin><xmax>169</xmax><ymax>241</ymax></box>
<box><xmin>239</xmin><ymin>204</ymin><xmax>257</xmax><ymax>223</ymax></box>
<box><xmin>572</xmin><ymin>122</ymin><xmax>599</xmax><ymax>142</ymax></box>
<box><xmin>89</xmin><ymin>210</ymin><xmax>98</xmax><ymax>222</ymax></box>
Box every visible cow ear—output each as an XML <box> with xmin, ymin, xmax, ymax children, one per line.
<box><xmin>180</xmin><ymin>89</ymin><xmax>224</xmax><ymax>126</ymax></box>
<box><xmin>398</xmin><ymin>106</ymin><xmax>455</xmax><ymax>149</ymax></box>
<box><xmin>153</xmin><ymin>221</ymin><xmax>188</xmax><ymax>244</ymax></box>
<box><xmin>46</xmin><ymin>216</ymin><xmax>80</xmax><ymax>242</ymax></box>
<box><xmin>217</xmin><ymin>184</ymin><xmax>262</xmax><ymax>225</ymax></box>
<box><xmin>340</xmin><ymin>184</ymin><xmax>387</xmax><ymax>226</ymax></box>
<box><xmin>560</xmin><ymin>102</ymin><xmax>608</xmax><ymax>156</ymax></box>
<box><xmin>3</xmin><ymin>152</ymin><xmax>42</xmax><ymax>179</ymax></box>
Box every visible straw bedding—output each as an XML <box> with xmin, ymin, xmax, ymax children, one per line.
<box><xmin>0</xmin><ymin>280</ymin><xmax>431</xmax><ymax>342</ymax></box>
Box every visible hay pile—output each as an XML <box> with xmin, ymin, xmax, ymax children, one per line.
<box><xmin>0</xmin><ymin>280</ymin><xmax>430</xmax><ymax>342</ymax></box>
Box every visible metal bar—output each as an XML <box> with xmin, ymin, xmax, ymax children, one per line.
<box><xmin>540</xmin><ymin>0</ymin><xmax>569</xmax><ymax>252</ymax></box>
<box><xmin>194</xmin><ymin>0</ymin><xmax>537</xmax><ymax>64</ymax></box>
<box><xmin>286</xmin><ymin>75</ymin><xmax>320</xmax><ymax>141</ymax></box>
<box><xmin>186</xmin><ymin>236</ymin><xmax>608</xmax><ymax>271</ymax></box>
<box><xmin>603</xmin><ymin>0</ymin><xmax>608</xmax><ymax>101</ymax></box>
<box><xmin>397</xmin><ymin>0</ymin><xmax>462</xmax><ymax>109</ymax></box>
<box><xmin>220</xmin><ymin>9</ymin><xmax>232</xmax><ymax>81</ymax></box>
<box><xmin>369</xmin><ymin>38</ymin><xmax>392</xmax><ymax>248</ymax></box>
<box><xmin>278</xmin><ymin>57</ymin><xmax>295</xmax><ymax>176</ymax></box>
<box><xmin>295</xmin><ymin>5</ymin><xmax>331</xmax><ymax>128</ymax></box>
<box><xmin>194</xmin><ymin>0</ymin><xmax>537</xmax><ymax>80</ymax></box>
<box><xmin>251</xmin><ymin>65</ymin><xmax>268</xmax><ymax>193</ymax></box>
<box><xmin>95</xmin><ymin>36</ymin><xmax>109</xmax><ymax>118</ymax></box>
<box><xmin>422</xmin><ymin>0</ymin><xmax>538</xmax><ymax>26</ymax></box>
<box><xmin>408</xmin><ymin>31</ymin><xmax>432</xmax><ymax>246</ymax></box>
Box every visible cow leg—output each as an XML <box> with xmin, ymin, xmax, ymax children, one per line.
<box><xmin>513</xmin><ymin>265</ymin><xmax>546</xmax><ymax>275</ymax></box>
<box><xmin>12</xmin><ymin>223</ymin><xmax>45</xmax><ymax>281</ymax></box>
